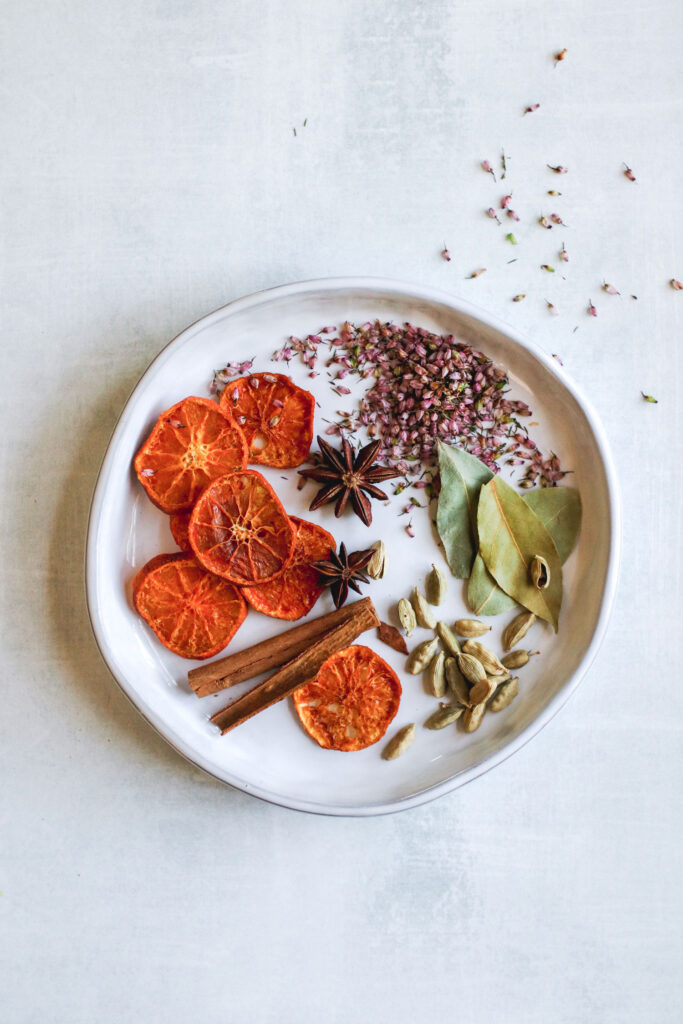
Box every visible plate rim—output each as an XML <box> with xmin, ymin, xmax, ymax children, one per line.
<box><xmin>85</xmin><ymin>275</ymin><xmax>621</xmax><ymax>816</ymax></box>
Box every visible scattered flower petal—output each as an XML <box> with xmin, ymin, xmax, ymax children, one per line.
<box><xmin>486</xmin><ymin>207</ymin><xmax>501</xmax><ymax>223</ymax></box>
<box><xmin>441</xmin><ymin>246</ymin><xmax>451</xmax><ymax>261</ymax></box>
<box><xmin>506</xmin><ymin>209</ymin><xmax>520</xmax><ymax>221</ymax></box>
<box><xmin>482</xmin><ymin>160</ymin><xmax>496</xmax><ymax>181</ymax></box>
<box><xmin>559</xmin><ymin>243</ymin><xmax>569</xmax><ymax>262</ymax></box>
<box><xmin>603</xmin><ymin>283</ymin><xmax>620</xmax><ymax>295</ymax></box>
<box><xmin>501</xmin><ymin>194</ymin><xmax>512</xmax><ymax>209</ymax></box>
<box><xmin>623</xmin><ymin>164</ymin><xmax>636</xmax><ymax>182</ymax></box>
<box><xmin>588</xmin><ymin>300</ymin><xmax>597</xmax><ymax>317</ymax></box>
<box><xmin>641</xmin><ymin>392</ymin><xmax>658</xmax><ymax>403</ymax></box>
<box><xmin>550</xmin><ymin>214</ymin><xmax>565</xmax><ymax>225</ymax></box>
<box><xmin>670</xmin><ymin>279</ymin><xmax>682</xmax><ymax>290</ymax></box>
<box><xmin>547</xmin><ymin>164</ymin><xmax>568</xmax><ymax>174</ymax></box>
<box><xmin>405</xmin><ymin>522</ymin><xmax>415</xmax><ymax>538</ymax></box>
<box><xmin>539</xmin><ymin>215</ymin><xmax>552</xmax><ymax>229</ymax></box>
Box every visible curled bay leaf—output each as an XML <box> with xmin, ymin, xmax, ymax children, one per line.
<box><xmin>467</xmin><ymin>486</ymin><xmax>581</xmax><ymax>616</ymax></box>
<box><xmin>436</xmin><ymin>440</ymin><xmax>493</xmax><ymax>578</ymax></box>
<box><xmin>477</xmin><ymin>477</ymin><xmax>563</xmax><ymax>630</ymax></box>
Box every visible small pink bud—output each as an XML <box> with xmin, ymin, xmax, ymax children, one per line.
<box><xmin>588</xmin><ymin>300</ymin><xmax>598</xmax><ymax>317</ymax></box>
<box><xmin>481</xmin><ymin>160</ymin><xmax>496</xmax><ymax>180</ymax></box>
<box><xmin>524</xmin><ymin>103</ymin><xmax>540</xmax><ymax>114</ymax></box>
<box><xmin>441</xmin><ymin>247</ymin><xmax>451</xmax><ymax>261</ymax></box>
<box><xmin>603</xmin><ymin>283</ymin><xmax>620</xmax><ymax>295</ymax></box>
<box><xmin>670</xmin><ymin>279</ymin><xmax>682</xmax><ymax>290</ymax></box>
<box><xmin>507</xmin><ymin>209</ymin><xmax>520</xmax><ymax>222</ymax></box>
<box><xmin>550</xmin><ymin>214</ymin><xmax>564</xmax><ymax>225</ymax></box>
<box><xmin>547</xmin><ymin>164</ymin><xmax>568</xmax><ymax>174</ymax></box>
<box><xmin>501</xmin><ymin>194</ymin><xmax>512</xmax><ymax>209</ymax></box>
<box><xmin>512</xmin><ymin>294</ymin><xmax>526</xmax><ymax>302</ymax></box>
<box><xmin>623</xmin><ymin>164</ymin><xmax>636</xmax><ymax>182</ymax></box>
<box><xmin>539</xmin><ymin>216</ymin><xmax>552</xmax><ymax>229</ymax></box>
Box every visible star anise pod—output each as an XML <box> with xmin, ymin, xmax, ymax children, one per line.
<box><xmin>299</xmin><ymin>436</ymin><xmax>399</xmax><ymax>526</ymax></box>
<box><xmin>313</xmin><ymin>542</ymin><xmax>374</xmax><ymax>609</ymax></box>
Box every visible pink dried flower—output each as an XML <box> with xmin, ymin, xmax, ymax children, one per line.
<box><xmin>559</xmin><ymin>244</ymin><xmax>569</xmax><ymax>262</ymax></box>
<box><xmin>141</xmin><ymin>468</ymin><xmax>155</xmax><ymax>477</ymax></box>
<box><xmin>546</xmin><ymin>300</ymin><xmax>559</xmax><ymax>316</ymax></box>
<box><xmin>405</xmin><ymin>522</ymin><xmax>415</xmax><ymax>538</ymax></box>
<box><xmin>507</xmin><ymin>209</ymin><xmax>520</xmax><ymax>222</ymax></box>
<box><xmin>670</xmin><ymin>279</ymin><xmax>682</xmax><ymax>290</ymax></box>
<box><xmin>552</xmin><ymin>353</ymin><xmax>564</xmax><ymax>365</ymax></box>
<box><xmin>588</xmin><ymin>300</ymin><xmax>598</xmax><ymax>317</ymax></box>
<box><xmin>512</xmin><ymin>294</ymin><xmax>526</xmax><ymax>302</ymax></box>
<box><xmin>550</xmin><ymin>214</ymin><xmax>565</xmax><ymax>225</ymax></box>
<box><xmin>481</xmin><ymin>159</ymin><xmax>496</xmax><ymax>181</ymax></box>
<box><xmin>603</xmin><ymin>283</ymin><xmax>620</xmax><ymax>295</ymax></box>
<box><xmin>539</xmin><ymin>216</ymin><xmax>552</xmax><ymax>230</ymax></box>
<box><xmin>468</xmin><ymin>268</ymin><xmax>487</xmax><ymax>278</ymax></box>
<box><xmin>623</xmin><ymin>164</ymin><xmax>636</xmax><ymax>182</ymax></box>
<box><xmin>486</xmin><ymin>207</ymin><xmax>501</xmax><ymax>223</ymax></box>
<box><xmin>441</xmin><ymin>246</ymin><xmax>451</xmax><ymax>261</ymax></box>
<box><xmin>524</xmin><ymin>103</ymin><xmax>540</xmax><ymax>115</ymax></box>
<box><xmin>168</xmin><ymin>418</ymin><xmax>186</xmax><ymax>428</ymax></box>
<box><xmin>547</xmin><ymin>164</ymin><xmax>568</xmax><ymax>174</ymax></box>
<box><xmin>501</xmin><ymin>194</ymin><xmax>512</xmax><ymax>209</ymax></box>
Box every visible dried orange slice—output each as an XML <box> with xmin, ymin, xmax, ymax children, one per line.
<box><xmin>220</xmin><ymin>372</ymin><xmax>314</xmax><ymax>468</ymax></box>
<box><xmin>293</xmin><ymin>645</ymin><xmax>401</xmax><ymax>751</ymax></box>
<box><xmin>134</xmin><ymin>396</ymin><xmax>248</xmax><ymax>513</ymax></box>
<box><xmin>188</xmin><ymin>469</ymin><xmax>295</xmax><ymax>585</ymax></box>
<box><xmin>241</xmin><ymin>516</ymin><xmax>335</xmax><ymax>620</ymax></box>
<box><xmin>169</xmin><ymin>511</ymin><xmax>192</xmax><ymax>552</ymax></box>
<box><xmin>133</xmin><ymin>554</ymin><xmax>247</xmax><ymax>660</ymax></box>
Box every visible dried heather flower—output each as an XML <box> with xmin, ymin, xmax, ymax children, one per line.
<box><xmin>539</xmin><ymin>216</ymin><xmax>552</xmax><ymax>229</ymax></box>
<box><xmin>468</xmin><ymin>268</ymin><xmax>487</xmax><ymax>278</ymax></box>
<box><xmin>623</xmin><ymin>164</ymin><xmax>636</xmax><ymax>182</ymax></box>
<box><xmin>482</xmin><ymin>160</ymin><xmax>496</xmax><ymax>181</ymax></box>
<box><xmin>588</xmin><ymin>300</ymin><xmax>598</xmax><ymax>317</ymax></box>
<box><xmin>641</xmin><ymin>392</ymin><xmax>658</xmax><ymax>403</ymax></box>
<box><xmin>555</xmin><ymin>48</ymin><xmax>568</xmax><ymax>64</ymax></box>
<box><xmin>405</xmin><ymin>522</ymin><xmax>415</xmax><ymax>538</ymax></box>
<box><xmin>550</xmin><ymin>214</ymin><xmax>565</xmax><ymax>225</ymax></box>
<box><xmin>670</xmin><ymin>279</ymin><xmax>682</xmax><ymax>290</ymax></box>
<box><xmin>524</xmin><ymin>103</ymin><xmax>540</xmax><ymax>114</ymax></box>
<box><xmin>547</xmin><ymin>164</ymin><xmax>568</xmax><ymax>174</ymax></box>
<box><xmin>548</xmin><ymin>190</ymin><xmax>562</xmax><ymax>196</ymax></box>
<box><xmin>552</xmin><ymin>353</ymin><xmax>564</xmax><ymax>365</ymax></box>
<box><xmin>506</xmin><ymin>233</ymin><xmax>518</xmax><ymax>245</ymax></box>
<box><xmin>486</xmin><ymin>208</ymin><xmax>501</xmax><ymax>223</ymax></box>
<box><xmin>507</xmin><ymin>209</ymin><xmax>520</xmax><ymax>222</ymax></box>
<box><xmin>603</xmin><ymin>283</ymin><xmax>620</xmax><ymax>295</ymax></box>
<box><xmin>512</xmin><ymin>294</ymin><xmax>526</xmax><ymax>302</ymax></box>
<box><xmin>501</xmin><ymin>150</ymin><xmax>508</xmax><ymax>178</ymax></box>
<box><xmin>501</xmin><ymin>194</ymin><xmax>512</xmax><ymax>209</ymax></box>
<box><xmin>546</xmin><ymin>300</ymin><xmax>559</xmax><ymax>316</ymax></box>
<box><xmin>559</xmin><ymin>244</ymin><xmax>569</xmax><ymax>262</ymax></box>
<box><xmin>441</xmin><ymin>246</ymin><xmax>451</xmax><ymax>261</ymax></box>
<box><xmin>540</xmin><ymin>264</ymin><xmax>555</xmax><ymax>272</ymax></box>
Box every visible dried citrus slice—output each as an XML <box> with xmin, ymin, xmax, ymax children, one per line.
<box><xmin>169</xmin><ymin>511</ymin><xmax>192</xmax><ymax>552</ymax></box>
<box><xmin>133</xmin><ymin>554</ymin><xmax>247</xmax><ymax>660</ymax></box>
<box><xmin>241</xmin><ymin>516</ymin><xmax>335</xmax><ymax>620</ymax></box>
<box><xmin>134</xmin><ymin>396</ymin><xmax>248</xmax><ymax>513</ymax></box>
<box><xmin>220</xmin><ymin>372</ymin><xmax>314</xmax><ymax>468</ymax></box>
<box><xmin>188</xmin><ymin>469</ymin><xmax>295</xmax><ymax>585</ymax></box>
<box><xmin>293</xmin><ymin>645</ymin><xmax>401</xmax><ymax>751</ymax></box>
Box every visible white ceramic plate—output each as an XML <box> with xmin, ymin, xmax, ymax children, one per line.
<box><xmin>86</xmin><ymin>277</ymin><xmax>620</xmax><ymax>815</ymax></box>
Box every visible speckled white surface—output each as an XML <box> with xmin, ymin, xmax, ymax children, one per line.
<box><xmin>1</xmin><ymin>1</ymin><xmax>681</xmax><ymax>1021</ymax></box>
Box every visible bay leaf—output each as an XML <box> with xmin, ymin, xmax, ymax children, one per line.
<box><xmin>467</xmin><ymin>486</ymin><xmax>581</xmax><ymax>616</ymax></box>
<box><xmin>436</xmin><ymin>440</ymin><xmax>493</xmax><ymax>578</ymax></box>
<box><xmin>477</xmin><ymin>477</ymin><xmax>563</xmax><ymax>630</ymax></box>
<box><xmin>523</xmin><ymin>487</ymin><xmax>582</xmax><ymax>563</ymax></box>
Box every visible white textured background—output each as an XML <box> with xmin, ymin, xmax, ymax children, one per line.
<box><xmin>1</xmin><ymin>2</ymin><xmax>681</xmax><ymax>1021</ymax></box>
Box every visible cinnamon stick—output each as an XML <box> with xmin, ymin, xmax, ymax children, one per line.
<box><xmin>209</xmin><ymin>599</ymin><xmax>378</xmax><ymax>734</ymax></box>
<box><xmin>188</xmin><ymin>597</ymin><xmax>375</xmax><ymax>697</ymax></box>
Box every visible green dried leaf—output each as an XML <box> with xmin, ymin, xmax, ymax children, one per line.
<box><xmin>436</xmin><ymin>440</ymin><xmax>493</xmax><ymax>578</ymax></box>
<box><xmin>467</xmin><ymin>486</ymin><xmax>581</xmax><ymax>615</ymax></box>
<box><xmin>477</xmin><ymin>478</ymin><xmax>563</xmax><ymax>630</ymax></box>
<box><xmin>524</xmin><ymin>487</ymin><xmax>582</xmax><ymax>563</ymax></box>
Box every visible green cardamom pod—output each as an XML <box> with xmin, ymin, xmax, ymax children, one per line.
<box><xmin>456</xmin><ymin>652</ymin><xmax>487</xmax><ymax>685</ymax></box>
<box><xmin>436</xmin><ymin>621</ymin><xmax>461</xmax><ymax>656</ymax></box>
<box><xmin>462</xmin><ymin>639</ymin><xmax>507</xmax><ymax>676</ymax></box>
<box><xmin>425</xmin><ymin>563</ymin><xmax>448</xmax><ymax>605</ymax></box>
<box><xmin>501</xmin><ymin>649</ymin><xmax>540</xmax><ymax>669</ymax></box>
<box><xmin>425</xmin><ymin>704</ymin><xmax>463</xmax><ymax>730</ymax></box>
<box><xmin>411</xmin><ymin>587</ymin><xmax>436</xmax><ymax>629</ymax></box>
<box><xmin>453</xmin><ymin>618</ymin><xmax>491</xmax><ymax>638</ymax></box>
<box><xmin>445</xmin><ymin>658</ymin><xmax>471</xmax><ymax>706</ymax></box>
<box><xmin>488</xmin><ymin>677</ymin><xmax>519</xmax><ymax>712</ymax></box>
<box><xmin>397</xmin><ymin>598</ymin><xmax>417</xmax><ymax>636</ymax></box>
<box><xmin>462</xmin><ymin>702</ymin><xmax>487</xmax><ymax>733</ymax></box>
<box><xmin>382</xmin><ymin>723</ymin><xmax>416</xmax><ymax>760</ymax></box>
<box><xmin>469</xmin><ymin>676</ymin><xmax>497</xmax><ymax>705</ymax></box>
<box><xmin>530</xmin><ymin>554</ymin><xmax>550</xmax><ymax>589</ymax></box>
<box><xmin>502</xmin><ymin>611</ymin><xmax>537</xmax><ymax>651</ymax></box>
<box><xmin>427</xmin><ymin>650</ymin><xmax>447</xmax><ymax>698</ymax></box>
<box><xmin>406</xmin><ymin>637</ymin><xmax>439</xmax><ymax>674</ymax></box>
<box><xmin>367</xmin><ymin>540</ymin><xmax>387</xmax><ymax>580</ymax></box>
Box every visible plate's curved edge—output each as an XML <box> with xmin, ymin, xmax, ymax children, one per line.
<box><xmin>84</xmin><ymin>276</ymin><xmax>621</xmax><ymax>817</ymax></box>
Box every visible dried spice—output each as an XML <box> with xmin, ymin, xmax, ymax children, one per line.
<box><xmin>411</xmin><ymin>587</ymin><xmax>436</xmax><ymax>629</ymax></box>
<box><xmin>425</xmin><ymin>564</ymin><xmax>448</xmax><ymax>605</ymax></box>
<box><xmin>382</xmin><ymin>723</ymin><xmax>416</xmax><ymax>760</ymax></box>
<box><xmin>446</xmin><ymin>658</ymin><xmax>471</xmax><ymax>705</ymax></box>
<box><xmin>502</xmin><ymin>611</ymin><xmax>537</xmax><ymax>651</ymax></box>
<box><xmin>554</xmin><ymin>48</ymin><xmax>568</xmax><ymax>63</ymax></box>
<box><xmin>436</xmin><ymin>621</ymin><xmax>462</xmax><ymax>657</ymax></box>
<box><xmin>426</xmin><ymin>704</ymin><xmax>463</xmax><ymax>730</ymax></box>
<box><xmin>397</xmin><ymin>597</ymin><xmax>417</xmax><ymax>635</ymax></box>
<box><xmin>548</xmin><ymin>190</ymin><xmax>561</xmax><ymax>196</ymax></box>
<box><xmin>462</xmin><ymin>702</ymin><xmax>486</xmax><ymax>732</ymax></box>
<box><xmin>468</xmin><ymin>268</ymin><xmax>487</xmax><ymax>278</ymax></box>
<box><xmin>300</xmin><ymin>436</ymin><xmax>397</xmax><ymax>526</ymax></box>
<box><xmin>488</xmin><ymin>677</ymin><xmax>519</xmax><ymax>712</ymax></box>
<box><xmin>406</xmin><ymin>637</ymin><xmax>439</xmax><ymax>674</ymax></box>
<box><xmin>469</xmin><ymin>676</ymin><xmax>497</xmax><ymax>705</ymax></box>
<box><xmin>457</xmin><ymin>652</ymin><xmax>487</xmax><ymax>685</ymax></box>
<box><xmin>530</xmin><ymin>554</ymin><xmax>551</xmax><ymax>589</ymax></box>
<box><xmin>377</xmin><ymin>621</ymin><xmax>409</xmax><ymax>655</ymax></box>
<box><xmin>427</xmin><ymin>650</ymin><xmax>447</xmax><ymax>698</ymax></box>
<box><xmin>454</xmin><ymin>619</ymin><xmax>491</xmax><ymax>638</ymax></box>
<box><xmin>477</xmin><ymin>478</ymin><xmax>563</xmax><ymax>630</ymax></box>
<box><xmin>462</xmin><ymin>640</ymin><xmax>507</xmax><ymax>676</ymax></box>
<box><xmin>501</xmin><ymin>649</ymin><xmax>539</xmax><ymax>669</ymax></box>
<box><xmin>436</xmin><ymin>440</ymin><xmax>492</xmax><ymax>578</ymax></box>
<box><xmin>550</xmin><ymin>214</ymin><xmax>565</xmax><ymax>226</ymax></box>
<box><xmin>367</xmin><ymin>540</ymin><xmax>387</xmax><ymax>579</ymax></box>
<box><xmin>641</xmin><ymin>392</ymin><xmax>658</xmax><ymax>404</ymax></box>
<box><xmin>314</xmin><ymin>543</ymin><xmax>374</xmax><ymax>608</ymax></box>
